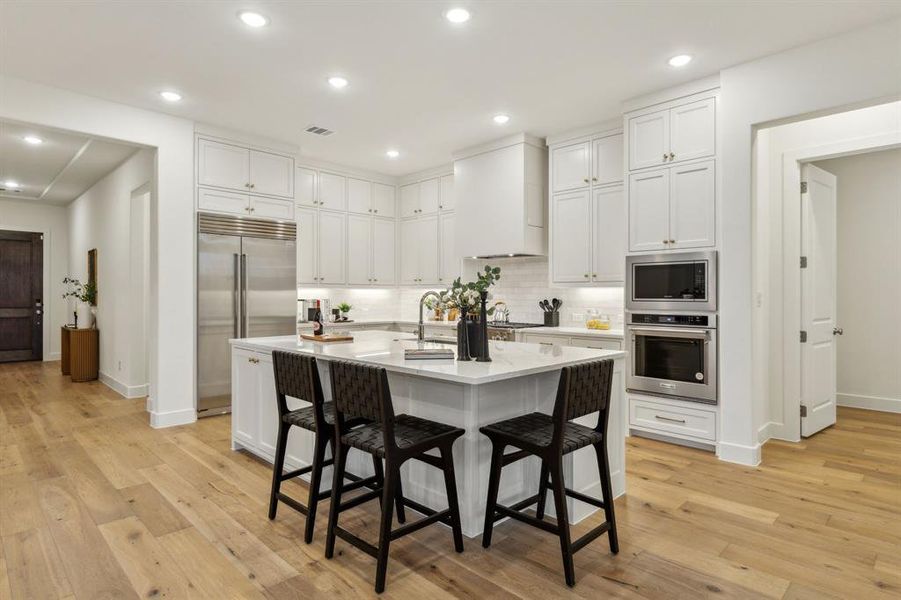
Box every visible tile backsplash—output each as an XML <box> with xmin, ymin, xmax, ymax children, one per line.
<box><xmin>299</xmin><ymin>256</ymin><xmax>624</xmax><ymax>328</ymax></box>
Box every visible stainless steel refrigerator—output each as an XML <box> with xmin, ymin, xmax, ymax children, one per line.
<box><xmin>196</xmin><ymin>213</ymin><xmax>296</xmax><ymax>417</ymax></box>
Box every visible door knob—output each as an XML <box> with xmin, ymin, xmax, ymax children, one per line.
<box><xmin>833</xmin><ymin>327</ymin><xmax>844</xmax><ymax>335</ymax></box>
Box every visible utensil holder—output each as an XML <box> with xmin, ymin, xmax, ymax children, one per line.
<box><xmin>543</xmin><ymin>312</ymin><xmax>560</xmax><ymax>327</ymax></box>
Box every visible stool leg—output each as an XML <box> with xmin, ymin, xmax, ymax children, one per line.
<box><xmin>481</xmin><ymin>443</ymin><xmax>504</xmax><ymax>548</ymax></box>
<box><xmin>394</xmin><ymin>465</ymin><xmax>407</xmax><ymax>525</ymax></box>
<box><xmin>324</xmin><ymin>441</ymin><xmax>349</xmax><ymax>560</ymax></box>
<box><xmin>595</xmin><ymin>442</ymin><xmax>619</xmax><ymax>554</ymax></box>
<box><xmin>535</xmin><ymin>460</ymin><xmax>550</xmax><ymax>520</ymax></box>
<box><xmin>550</xmin><ymin>458</ymin><xmax>575</xmax><ymax>587</ymax></box>
<box><xmin>303</xmin><ymin>432</ymin><xmax>328</xmax><ymax>543</ymax></box>
<box><xmin>268</xmin><ymin>421</ymin><xmax>289</xmax><ymax>520</ymax></box>
<box><xmin>374</xmin><ymin>458</ymin><xmax>398</xmax><ymax>594</ymax></box>
<box><xmin>440</xmin><ymin>445</ymin><xmax>464</xmax><ymax>553</ymax></box>
<box><xmin>372</xmin><ymin>454</ymin><xmax>385</xmax><ymax>512</ymax></box>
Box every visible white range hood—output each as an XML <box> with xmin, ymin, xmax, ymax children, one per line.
<box><xmin>453</xmin><ymin>133</ymin><xmax>547</xmax><ymax>258</ymax></box>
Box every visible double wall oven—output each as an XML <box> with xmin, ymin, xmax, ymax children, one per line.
<box><xmin>626</xmin><ymin>251</ymin><xmax>718</xmax><ymax>405</ymax></box>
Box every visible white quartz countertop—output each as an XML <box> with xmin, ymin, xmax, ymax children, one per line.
<box><xmin>231</xmin><ymin>330</ymin><xmax>624</xmax><ymax>385</ymax></box>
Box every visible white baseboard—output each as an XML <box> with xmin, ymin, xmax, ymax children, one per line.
<box><xmin>757</xmin><ymin>420</ymin><xmax>778</xmax><ymax>443</ymax></box>
<box><xmin>99</xmin><ymin>371</ymin><xmax>149</xmax><ymax>399</ymax></box>
<box><xmin>45</xmin><ymin>352</ymin><xmax>61</xmax><ymax>362</ymax></box>
<box><xmin>150</xmin><ymin>407</ymin><xmax>196</xmax><ymax>428</ymax></box>
<box><xmin>837</xmin><ymin>392</ymin><xmax>901</xmax><ymax>414</ymax></box>
<box><xmin>717</xmin><ymin>440</ymin><xmax>761</xmax><ymax>467</ymax></box>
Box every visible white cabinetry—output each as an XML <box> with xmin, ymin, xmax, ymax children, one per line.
<box><xmin>317</xmin><ymin>210</ymin><xmax>346</xmax><ymax>285</ymax></box>
<box><xmin>439</xmin><ymin>212</ymin><xmax>457</xmax><ymax>284</ymax></box>
<box><xmin>439</xmin><ymin>175</ymin><xmax>455</xmax><ymax>212</ymax></box>
<box><xmin>399</xmin><ymin>178</ymin><xmax>440</xmax><ymax>218</ymax></box>
<box><xmin>318</xmin><ymin>172</ymin><xmax>347</xmax><ymax>211</ymax></box>
<box><xmin>372</xmin><ymin>218</ymin><xmax>397</xmax><ymax>285</ymax></box>
<box><xmin>372</xmin><ymin>183</ymin><xmax>396</xmax><ymax>218</ymax></box>
<box><xmin>232</xmin><ymin>348</ymin><xmax>260</xmax><ymax>448</ymax></box>
<box><xmin>628</xmin><ymin>98</ymin><xmax>715</xmax><ymax>171</ymax></box>
<box><xmin>347</xmin><ymin>215</ymin><xmax>395</xmax><ymax>285</ymax></box>
<box><xmin>399</xmin><ymin>216</ymin><xmax>439</xmax><ymax>285</ymax></box>
<box><xmin>551</xmin><ymin>141</ymin><xmax>591</xmax><ymax>192</ymax></box>
<box><xmin>592</xmin><ymin>185</ymin><xmax>626</xmax><ymax>282</ymax></box>
<box><xmin>551</xmin><ymin>190</ymin><xmax>592</xmax><ymax>282</ymax></box>
<box><xmin>198</xmin><ymin>187</ymin><xmax>294</xmax><ymax>220</ymax></box>
<box><xmin>296</xmin><ymin>167</ymin><xmax>317</xmax><ymax>207</ymax></box>
<box><xmin>347</xmin><ymin>178</ymin><xmax>372</xmax><ymax>215</ymax></box>
<box><xmin>197</xmin><ymin>138</ymin><xmax>294</xmax><ymax>199</ymax></box>
<box><xmin>296</xmin><ymin>207</ymin><xmax>318</xmax><ymax>285</ymax></box>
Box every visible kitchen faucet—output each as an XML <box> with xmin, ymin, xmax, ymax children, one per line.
<box><xmin>418</xmin><ymin>290</ymin><xmax>441</xmax><ymax>342</ymax></box>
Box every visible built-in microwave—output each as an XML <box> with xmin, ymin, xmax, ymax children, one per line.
<box><xmin>626</xmin><ymin>250</ymin><xmax>717</xmax><ymax>312</ymax></box>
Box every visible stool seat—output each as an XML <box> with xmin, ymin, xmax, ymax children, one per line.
<box><xmin>283</xmin><ymin>402</ymin><xmax>335</xmax><ymax>431</ymax></box>
<box><xmin>480</xmin><ymin>412</ymin><xmax>603</xmax><ymax>454</ymax></box>
<box><xmin>342</xmin><ymin>414</ymin><xmax>464</xmax><ymax>458</ymax></box>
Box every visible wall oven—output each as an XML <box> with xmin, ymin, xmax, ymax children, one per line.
<box><xmin>627</xmin><ymin>312</ymin><xmax>717</xmax><ymax>404</ymax></box>
<box><xmin>626</xmin><ymin>250</ymin><xmax>717</xmax><ymax>312</ymax></box>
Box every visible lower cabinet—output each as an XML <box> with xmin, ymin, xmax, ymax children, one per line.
<box><xmin>520</xmin><ymin>332</ymin><xmax>623</xmax><ymax>351</ymax></box>
<box><xmin>628</xmin><ymin>393</ymin><xmax>717</xmax><ymax>444</ymax></box>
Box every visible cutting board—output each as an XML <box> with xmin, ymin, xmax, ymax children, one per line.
<box><xmin>300</xmin><ymin>333</ymin><xmax>354</xmax><ymax>343</ymax></box>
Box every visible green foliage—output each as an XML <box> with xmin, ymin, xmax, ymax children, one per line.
<box><xmin>62</xmin><ymin>277</ymin><xmax>96</xmax><ymax>304</ymax></box>
<box><xmin>336</xmin><ymin>302</ymin><xmax>352</xmax><ymax>313</ymax></box>
<box><xmin>438</xmin><ymin>265</ymin><xmax>501</xmax><ymax>313</ymax></box>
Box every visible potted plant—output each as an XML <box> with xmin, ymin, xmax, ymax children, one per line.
<box><xmin>336</xmin><ymin>302</ymin><xmax>352</xmax><ymax>322</ymax></box>
<box><xmin>438</xmin><ymin>266</ymin><xmax>501</xmax><ymax>360</ymax></box>
<box><xmin>62</xmin><ymin>277</ymin><xmax>97</xmax><ymax>329</ymax></box>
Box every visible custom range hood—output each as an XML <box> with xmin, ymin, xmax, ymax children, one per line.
<box><xmin>453</xmin><ymin>133</ymin><xmax>548</xmax><ymax>258</ymax></box>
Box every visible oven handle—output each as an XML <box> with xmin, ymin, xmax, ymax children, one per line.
<box><xmin>628</xmin><ymin>327</ymin><xmax>710</xmax><ymax>340</ymax></box>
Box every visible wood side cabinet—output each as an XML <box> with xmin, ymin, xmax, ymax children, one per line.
<box><xmin>61</xmin><ymin>326</ymin><xmax>99</xmax><ymax>382</ymax></box>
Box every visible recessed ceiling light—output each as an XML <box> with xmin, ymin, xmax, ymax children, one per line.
<box><xmin>3</xmin><ymin>180</ymin><xmax>20</xmax><ymax>188</ymax></box>
<box><xmin>328</xmin><ymin>76</ymin><xmax>349</xmax><ymax>89</ymax></box>
<box><xmin>23</xmin><ymin>135</ymin><xmax>43</xmax><ymax>145</ymax></box>
<box><xmin>238</xmin><ymin>11</ymin><xmax>268</xmax><ymax>28</ymax></box>
<box><xmin>386</xmin><ymin>150</ymin><xmax>400</xmax><ymax>159</ymax></box>
<box><xmin>668</xmin><ymin>54</ymin><xmax>692</xmax><ymax>67</ymax></box>
<box><xmin>493</xmin><ymin>114</ymin><xmax>510</xmax><ymax>125</ymax></box>
<box><xmin>445</xmin><ymin>8</ymin><xmax>471</xmax><ymax>23</ymax></box>
<box><xmin>159</xmin><ymin>90</ymin><xmax>182</xmax><ymax>102</ymax></box>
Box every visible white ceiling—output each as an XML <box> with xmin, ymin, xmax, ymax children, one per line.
<box><xmin>0</xmin><ymin>120</ymin><xmax>139</xmax><ymax>204</ymax></box>
<box><xmin>2</xmin><ymin>1</ymin><xmax>899</xmax><ymax>176</ymax></box>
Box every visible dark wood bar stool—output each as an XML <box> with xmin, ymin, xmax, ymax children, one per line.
<box><xmin>480</xmin><ymin>359</ymin><xmax>618</xmax><ymax>587</ymax></box>
<box><xmin>268</xmin><ymin>351</ymin><xmax>404</xmax><ymax>543</ymax></box>
<box><xmin>324</xmin><ymin>359</ymin><xmax>465</xmax><ymax>594</ymax></box>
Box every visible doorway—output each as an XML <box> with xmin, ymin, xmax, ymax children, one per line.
<box><xmin>0</xmin><ymin>229</ymin><xmax>43</xmax><ymax>362</ymax></box>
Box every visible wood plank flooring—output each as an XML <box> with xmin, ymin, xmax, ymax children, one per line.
<box><xmin>0</xmin><ymin>360</ymin><xmax>898</xmax><ymax>599</ymax></box>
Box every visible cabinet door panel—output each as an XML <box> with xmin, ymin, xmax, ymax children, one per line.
<box><xmin>418</xmin><ymin>215</ymin><xmax>440</xmax><ymax>283</ymax></box>
<box><xmin>669</xmin><ymin>160</ymin><xmax>715</xmax><ymax>249</ymax></box>
<box><xmin>249</xmin><ymin>150</ymin><xmax>294</xmax><ymax>198</ymax></box>
<box><xmin>296</xmin><ymin>207</ymin><xmax>318</xmax><ymax>284</ymax></box>
<box><xmin>399</xmin><ymin>184</ymin><xmax>419</xmax><ymax>218</ymax></box>
<box><xmin>257</xmin><ymin>353</ymin><xmax>279</xmax><ymax>456</ymax></box>
<box><xmin>592</xmin><ymin>185</ymin><xmax>625</xmax><ymax>282</ymax></box>
<box><xmin>317</xmin><ymin>210</ymin><xmax>346</xmax><ymax>285</ymax></box>
<box><xmin>250</xmin><ymin>196</ymin><xmax>294</xmax><ymax>221</ymax></box>
<box><xmin>399</xmin><ymin>218</ymin><xmax>419</xmax><ymax>284</ymax></box>
<box><xmin>372</xmin><ymin>218</ymin><xmax>396</xmax><ymax>285</ymax></box>
<box><xmin>419</xmin><ymin>178</ymin><xmax>440</xmax><ymax>215</ymax></box>
<box><xmin>629</xmin><ymin>110</ymin><xmax>669</xmax><ymax>171</ymax></box>
<box><xmin>669</xmin><ymin>98</ymin><xmax>715</xmax><ymax>164</ymax></box>
<box><xmin>347</xmin><ymin>178</ymin><xmax>372</xmax><ymax>215</ymax></box>
<box><xmin>372</xmin><ymin>183</ymin><xmax>396</xmax><ymax>218</ymax></box>
<box><xmin>629</xmin><ymin>169</ymin><xmax>669</xmax><ymax>252</ymax></box>
<box><xmin>439</xmin><ymin>213</ymin><xmax>457</xmax><ymax>284</ymax></box>
<box><xmin>439</xmin><ymin>174</ymin><xmax>455</xmax><ymax>212</ymax></box>
<box><xmin>592</xmin><ymin>133</ymin><xmax>624</xmax><ymax>186</ymax></box>
<box><xmin>198</xmin><ymin>188</ymin><xmax>249</xmax><ymax>215</ymax></box>
<box><xmin>346</xmin><ymin>215</ymin><xmax>373</xmax><ymax>285</ymax></box>
<box><xmin>198</xmin><ymin>139</ymin><xmax>249</xmax><ymax>191</ymax></box>
<box><xmin>232</xmin><ymin>349</ymin><xmax>259</xmax><ymax>447</ymax></box>
<box><xmin>552</xmin><ymin>141</ymin><xmax>591</xmax><ymax>192</ymax></box>
<box><xmin>552</xmin><ymin>191</ymin><xmax>592</xmax><ymax>283</ymax></box>
<box><xmin>295</xmin><ymin>167</ymin><xmax>317</xmax><ymax>207</ymax></box>
<box><xmin>318</xmin><ymin>172</ymin><xmax>347</xmax><ymax>211</ymax></box>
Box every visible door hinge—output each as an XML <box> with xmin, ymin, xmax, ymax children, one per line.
<box><xmin>800</xmin><ymin>256</ymin><xmax>807</xmax><ymax>268</ymax></box>
<box><xmin>800</xmin><ymin>330</ymin><xmax>807</xmax><ymax>343</ymax></box>
<box><xmin>800</xmin><ymin>181</ymin><xmax>808</xmax><ymax>194</ymax></box>
<box><xmin>800</xmin><ymin>405</ymin><xmax>808</xmax><ymax>418</ymax></box>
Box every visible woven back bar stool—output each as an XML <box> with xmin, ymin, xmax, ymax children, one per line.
<box><xmin>324</xmin><ymin>359</ymin><xmax>465</xmax><ymax>594</ymax></box>
<box><xmin>480</xmin><ymin>359</ymin><xmax>618</xmax><ymax>587</ymax></box>
<box><xmin>268</xmin><ymin>351</ymin><xmax>403</xmax><ymax>543</ymax></box>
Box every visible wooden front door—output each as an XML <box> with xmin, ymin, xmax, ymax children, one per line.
<box><xmin>0</xmin><ymin>230</ymin><xmax>43</xmax><ymax>362</ymax></box>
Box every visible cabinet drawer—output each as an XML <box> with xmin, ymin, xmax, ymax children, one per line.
<box><xmin>569</xmin><ymin>336</ymin><xmax>621</xmax><ymax>350</ymax></box>
<box><xmin>250</xmin><ymin>196</ymin><xmax>294</xmax><ymax>221</ymax></box>
<box><xmin>629</xmin><ymin>397</ymin><xmax>716</xmax><ymax>441</ymax></box>
<box><xmin>522</xmin><ymin>334</ymin><xmax>567</xmax><ymax>347</ymax></box>
<box><xmin>198</xmin><ymin>188</ymin><xmax>249</xmax><ymax>215</ymax></box>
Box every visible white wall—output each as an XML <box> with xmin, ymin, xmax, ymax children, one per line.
<box><xmin>815</xmin><ymin>149</ymin><xmax>901</xmax><ymax>413</ymax></box>
<box><xmin>0</xmin><ymin>199</ymin><xmax>69</xmax><ymax>360</ymax></box>
<box><xmin>67</xmin><ymin>148</ymin><xmax>152</xmax><ymax>396</ymax></box>
<box><xmin>0</xmin><ymin>75</ymin><xmax>197</xmax><ymax>428</ymax></box>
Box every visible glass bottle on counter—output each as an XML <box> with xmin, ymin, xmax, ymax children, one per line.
<box><xmin>312</xmin><ymin>300</ymin><xmax>323</xmax><ymax>336</ymax></box>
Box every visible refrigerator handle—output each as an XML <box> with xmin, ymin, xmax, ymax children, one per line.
<box><xmin>232</xmin><ymin>253</ymin><xmax>240</xmax><ymax>338</ymax></box>
<box><xmin>241</xmin><ymin>253</ymin><xmax>248</xmax><ymax>337</ymax></box>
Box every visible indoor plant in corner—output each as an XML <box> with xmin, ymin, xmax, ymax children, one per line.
<box><xmin>439</xmin><ymin>266</ymin><xmax>501</xmax><ymax>361</ymax></box>
<box><xmin>62</xmin><ymin>277</ymin><xmax>97</xmax><ymax>329</ymax></box>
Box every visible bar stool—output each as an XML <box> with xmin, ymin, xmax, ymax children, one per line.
<box><xmin>480</xmin><ymin>359</ymin><xmax>618</xmax><ymax>587</ymax></box>
<box><xmin>268</xmin><ymin>351</ymin><xmax>404</xmax><ymax>544</ymax></box>
<box><xmin>324</xmin><ymin>359</ymin><xmax>465</xmax><ymax>594</ymax></box>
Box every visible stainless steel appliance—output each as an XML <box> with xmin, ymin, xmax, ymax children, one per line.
<box><xmin>486</xmin><ymin>322</ymin><xmax>543</xmax><ymax>342</ymax></box>
<box><xmin>197</xmin><ymin>213</ymin><xmax>296</xmax><ymax>417</ymax></box>
<box><xmin>626</xmin><ymin>250</ymin><xmax>717</xmax><ymax>312</ymax></box>
<box><xmin>626</xmin><ymin>312</ymin><xmax>717</xmax><ymax>404</ymax></box>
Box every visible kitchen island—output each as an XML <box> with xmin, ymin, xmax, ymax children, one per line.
<box><xmin>230</xmin><ymin>330</ymin><xmax>625</xmax><ymax>537</ymax></box>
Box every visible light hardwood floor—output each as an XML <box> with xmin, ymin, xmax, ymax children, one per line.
<box><xmin>0</xmin><ymin>360</ymin><xmax>898</xmax><ymax>599</ymax></box>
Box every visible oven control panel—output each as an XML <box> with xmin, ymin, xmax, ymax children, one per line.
<box><xmin>630</xmin><ymin>313</ymin><xmax>711</xmax><ymax>326</ymax></box>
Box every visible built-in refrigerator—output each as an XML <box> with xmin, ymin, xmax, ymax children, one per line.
<box><xmin>196</xmin><ymin>213</ymin><xmax>296</xmax><ymax>417</ymax></box>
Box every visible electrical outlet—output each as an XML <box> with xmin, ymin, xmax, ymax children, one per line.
<box><xmin>572</xmin><ymin>313</ymin><xmax>584</xmax><ymax>322</ymax></box>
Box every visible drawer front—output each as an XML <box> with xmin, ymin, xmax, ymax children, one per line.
<box><xmin>569</xmin><ymin>336</ymin><xmax>621</xmax><ymax>351</ymax></box>
<box><xmin>629</xmin><ymin>397</ymin><xmax>716</xmax><ymax>441</ymax></box>
<box><xmin>522</xmin><ymin>334</ymin><xmax>568</xmax><ymax>347</ymax></box>
<box><xmin>198</xmin><ymin>188</ymin><xmax>249</xmax><ymax>215</ymax></box>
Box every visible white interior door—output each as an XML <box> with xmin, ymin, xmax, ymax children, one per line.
<box><xmin>800</xmin><ymin>163</ymin><xmax>838</xmax><ymax>437</ymax></box>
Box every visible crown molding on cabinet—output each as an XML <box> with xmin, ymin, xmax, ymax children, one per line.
<box><xmin>397</xmin><ymin>163</ymin><xmax>454</xmax><ymax>185</ymax></box>
<box><xmin>545</xmin><ymin>116</ymin><xmax>623</xmax><ymax>147</ymax></box>
<box><xmin>453</xmin><ymin>132</ymin><xmax>545</xmax><ymax>161</ymax></box>
<box><xmin>621</xmin><ymin>74</ymin><xmax>720</xmax><ymax>115</ymax></box>
<box><xmin>194</xmin><ymin>122</ymin><xmax>299</xmax><ymax>156</ymax></box>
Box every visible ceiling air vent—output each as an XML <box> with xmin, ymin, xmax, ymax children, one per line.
<box><xmin>304</xmin><ymin>124</ymin><xmax>335</xmax><ymax>137</ymax></box>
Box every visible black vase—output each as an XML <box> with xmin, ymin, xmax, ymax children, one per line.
<box><xmin>476</xmin><ymin>290</ymin><xmax>491</xmax><ymax>362</ymax></box>
<box><xmin>456</xmin><ymin>309</ymin><xmax>472</xmax><ymax>361</ymax></box>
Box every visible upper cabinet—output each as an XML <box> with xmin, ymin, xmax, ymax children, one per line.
<box><xmin>318</xmin><ymin>172</ymin><xmax>347</xmax><ymax>211</ymax></box>
<box><xmin>593</xmin><ymin>133</ymin><xmax>624</xmax><ymax>186</ymax></box>
<box><xmin>551</xmin><ymin>133</ymin><xmax>623</xmax><ymax>194</ymax></box>
<box><xmin>628</xmin><ymin>98</ymin><xmax>715</xmax><ymax>171</ymax></box>
<box><xmin>197</xmin><ymin>138</ymin><xmax>294</xmax><ymax>199</ymax></box>
<box><xmin>399</xmin><ymin>177</ymin><xmax>441</xmax><ymax>218</ymax></box>
<box><xmin>372</xmin><ymin>183</ymin><xmax>396</xmax><ymax>218</ymax></box>
<box><xmin>438</xmin><ymin>174</ymin><xmax>455</xmax><ymax>212</ymax></box>
<box><xmin>295</xmin><ymin>167</ymin><xmax>317</xmax><ymax>207</ymax></box>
